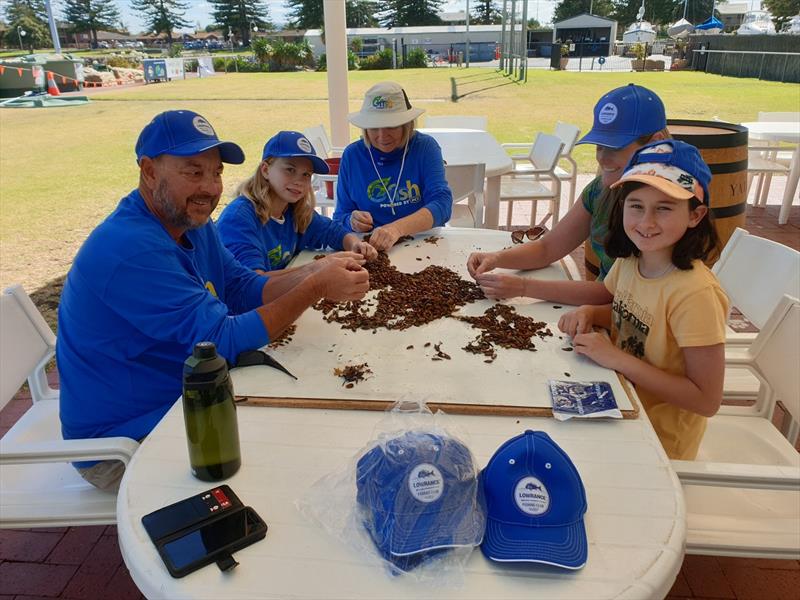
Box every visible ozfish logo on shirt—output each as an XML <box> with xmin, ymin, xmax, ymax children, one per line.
<box><xmin>267</xmin><ymin>245</ymin><xmax>292</xmax><ymax>268</ymax></box>
<box><xmin>366</xmin><ymin>177</ymin><xmax>421</xmax><ymax>207</ymax></box>
<box><xmin>205</xmin><ymin>281</ymin><xmax>218</xmax><ymax>297</ymax></box>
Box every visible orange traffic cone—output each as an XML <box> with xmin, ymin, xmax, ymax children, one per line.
<box><xmin>46</xmin><ymin>72</ymin><xmax>61</xmax><ymax>96</ymax></box>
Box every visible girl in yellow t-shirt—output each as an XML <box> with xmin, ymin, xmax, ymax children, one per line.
<box><xmin>558</xmin><ymin>140</ymin><xmax>729</xmax><ymax>460</ymax></box>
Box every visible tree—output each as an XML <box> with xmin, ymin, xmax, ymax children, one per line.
<box><xmin>3</xmin><ymin>0</ymin><xmax>50</xmax><ymax>50</ymax></box>
<box><xmin>209</xmin><ymin>0</ymin><xmax>271</xmax><ymax>45</ymax></box>
<box><xmin>286</xmin><ymin>0</ymin><xmax>378</xmax><ymax>29</ymax></box>
<box><xmin>763</xmin><ymin>0</ymin><xmax>800</xmax><ymax>29</ymax></box>
<box><xmin>553</xmin><ymin>0</ymin><xmax>614</xmax><ymax>23</ymax></box>
<box><xmin>378</xmin><ymin>0</ymin><xmax>444</xmax><ymax>27</ymax></box>
<box><xmin>471</xmin><ymin>0</ymin><xmax>501</xmax><ymax>24</ymax></box>
<box><xmin>130</xmin><ymin>0</ymin><xmax>190</xmax><ymax>43</ymax></box>
<box><xmin>62</xmin><ymin>0</ymin><xmax>121</xmax><ymax>47</ymax></box>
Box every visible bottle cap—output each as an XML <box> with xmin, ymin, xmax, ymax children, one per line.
<box><xmin>193</xmin><ymin>342</ymin><xmax>217</xmax><ymax>360</ymax></box>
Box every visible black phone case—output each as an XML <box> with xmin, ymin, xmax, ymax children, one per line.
<box><xmin>141</xmin><ymin>487</ymin><xmax>266</xmax><ymax>578</ymax></box>
<box><xmin>156</xmin><ymin>506</ymin><xmax>267</xmax><ymax>578</ymax></box>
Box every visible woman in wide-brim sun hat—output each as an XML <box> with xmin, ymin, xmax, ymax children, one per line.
<box><xmin>467</xmin><ymin>83</ymin><xmax>672</xmax><ymax>302</ymax></box>
<box><xmin>331</xmin><ymin>81</ymin><xmax>453</xmax><ymax>252</ymax></box>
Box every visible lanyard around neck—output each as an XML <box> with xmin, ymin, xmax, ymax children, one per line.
<box><xmin>368</xmin><ymin>138</ymin><xmax>409</xmax><ymax>216</ymax></box>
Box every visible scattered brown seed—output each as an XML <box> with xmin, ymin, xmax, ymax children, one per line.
<box><xmin>268</xmin><ymin>324</ymin><xmax>296</xmax><ymax>348</ymax></box>
<box><xmin>334</xmin><ymin>363</ymin><xmax>372</xmax><ymax>386</ymax></box>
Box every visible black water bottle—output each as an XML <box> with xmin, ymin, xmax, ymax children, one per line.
<box><xmin>182</xmin><ymin>342</ymin><xmax>241</xmax><ymax>481</ymax></box>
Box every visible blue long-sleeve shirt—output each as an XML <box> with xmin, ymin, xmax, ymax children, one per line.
<box><xmin>332</xmin><ymin>132</ymin><xmax>452</xmax><ymax>232</ymax></box>
<box><xmin>217</xmin><ymin>195</ymin><xmax>349</xmax><ymax>271</ymax></box>
<box><xmin>57</xmin><ymin>190</ymin><xmax>270</xmax><ymax>443</ymax></box>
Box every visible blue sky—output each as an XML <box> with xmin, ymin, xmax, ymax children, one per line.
<box><xmin>44</xmin><ymin>0</ymin><xmax>556</xmax><ymax>35</ymax></box>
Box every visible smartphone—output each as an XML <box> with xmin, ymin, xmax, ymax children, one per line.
<box><xmin>142</xmin><ymin>485</ymin><xmax>243</xmax><ymax>542</ymax></box>
<box><xmin>156</xmin><ymin>506</ymin><xmax>267</xmax><ymax>578</ymax></box>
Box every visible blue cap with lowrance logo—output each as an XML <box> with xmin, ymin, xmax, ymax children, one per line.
<box><xmin>480</xmin><ymin>430</ymin><xmax>588</xmax><ymax>569</ymax></box>
<box><xmin>356</xmin><ymin>430</ymin><xmax>485</xmax><ymax>566</ymax></box>
<box><xmin>576</xmin><ymin>84</ymin><xmax>666</xmax><ymax>150</ymax></box>
<box><xmin>261</xmin><ymin>131</ymin><xmax>329</xmax><ymax>174</ymax></box>
<box><xmin>135</xmin><ymin>110</ymin><xmax>245</xmax><ymax>164</ymax></box>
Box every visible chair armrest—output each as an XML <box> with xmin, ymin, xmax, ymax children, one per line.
<box><xmin>331</xmin><ymin>146</ymin><xmax>345</xmax><ymax>157</ymax></box>
<box><xmin>672</xmin><ymin>459</ymin><xmax>800</xmax><ymax>491</ymax></box>
<box><xmin>0</xmin><ymin>437</ymin><xmax>140</xmax><ymax>466</ymax></box>
<box><xmin>314</xmin><ymin>174</ymin><xmax>338</xmax><ymax>182</ymax></box>
<box><xmin>501</xmin><ymin>143</ymin><xmax>532</xmax><ymax>151</ymax></box>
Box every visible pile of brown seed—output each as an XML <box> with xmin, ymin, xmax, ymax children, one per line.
<box><xmin>334</xmin><ymin>363</ymin><xmax>372</xmax><ymax>388</ymax></box>
<box><xmin>458</xmin><ymin>304</ymin><xmax>553</xmax><ymax>362</ymax></box>
<box><xmin>314</xmin><ymin>252</ymin><xmax>485</xmax><ymax>331</ymax></box>
<box><xmin>424</xmin><ymin>235</ymin><xmax>441</xmax><ymax>245</ymax></box>
<box><xmin>268</xmin><ymin>324</ymin><xmax>296</xmax><ymax>348</ymax></box>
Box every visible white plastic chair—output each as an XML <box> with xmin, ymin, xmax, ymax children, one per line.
<box><xmin>713</xmin><ymin>228</ymin><xmax>800</xmax><ymax>346</ymax></box>
<box><xmin>746</xmin><ymin>112</ymin><xmax>798</xmax><ymax>207</ymax></box>
<box><xmin>445</xmin><ymin>163</ymin><xmax>486</xmax><ymax>228</ymax></box>
<box><xmin>499</xmin><ymin>133</ymin><xmax>563</xmax><ymax>228</ymax></box>
<box><xmin>502</xmin><ymin>123</ymin><xmax>581</xmax><ymax>209</ymax></box>
<box><xmin>0</xmin><ymin>285</ymin><xmax>139</xmax><ymax>528</ymax></box>
<box><xmin>302</xmin><ymin>125</ymin><xmax>344</xmax><ymax>218</ymax></box>
<box><xmin>675</xmin><ymin>294</ymin><xmax>800</xmax><ymax>559</ymax></box>
<box><xmin>424</xmin><ymin>115</ymin><xmax>488</xmax><ymax>130</ymax></box>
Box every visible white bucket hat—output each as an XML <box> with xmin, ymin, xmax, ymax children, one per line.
<box><xmin>348</xmin><ymin>82</ymin><xmax>425</xmax><ymax>129</ymax></box>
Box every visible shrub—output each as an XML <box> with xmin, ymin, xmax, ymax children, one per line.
<box><xmin>404</xmin><ymin>47</ymin><xmax>428</xmax><ymax>68</ymax></box>
<box><xmin>359</xmin><ymin>48</ymin><xmax>394</xmax><ymax>70</ymax></box>
<box><xmin>167</xmin><ymin>43</ymin><xmax>183</xmax><ymax>58</ymax></box>
<box><xmin>316</xmin><ymin>50</ymin><xmax>358</xmax><ymax>72</ymax></box>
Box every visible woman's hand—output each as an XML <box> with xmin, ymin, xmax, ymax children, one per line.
<box><xmin>350</xmin><ymin>210</ymin><xmax>374</xmax><ymax>233</ymax></box>
<box><xmin>350</xmin><ymin>240</ymin><xmax>378</xmax><ymax>262</ymax></box>
<box><xmin>367</xmin><ymin>224</ymin><xmax>401</xmax><ymax>252</ymax></box>
<box><xmin>572</xmin><ymin>332</ymin><xmax>623</xmax><ymax>370</ymax></box>
<box><xmin>558</xmin><ymin>306</ymin><xmax>595</xmax><ymax>338</ymax></box>
<box><xmin>466</xmin><ymin>251</ymin><xmax>499</xmax><ymax>278</ymax></box>
<box><xmin>474</xmin><ymin>273</ymin><xmax>525</xmax><ymax>299</ymax></box>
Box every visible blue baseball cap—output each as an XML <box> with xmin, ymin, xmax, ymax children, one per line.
<box><xmin>261</xmin><ymin>131</ymin><xmax>329</xmax><ymax>174</ymax></box>
<box><xmin>611</xmin><ymin>139</ymin><xmax>712</xmax><ymax>205</ymax></box>
<box><xmin>356</xmin><ymin>430</ymin><xmax>485</xmax><ymax>563</ymax></box>
<box><xmin>481</xmin><ymin>430</ymin><xmax>588</xmax><ymax>569</ymax></box>
<box><xmin>576</xmin><ymin>84</ymin><xmax>666</xmax><ymax>149</ymax></box>
<box><xmin>135</xmin><ymin>110</ymin><xmax>244</xmax><ymax>164</ymax></box>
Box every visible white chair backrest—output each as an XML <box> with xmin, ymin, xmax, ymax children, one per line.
<box><xmin>1</xmin><ymin>285</ymin><xmax>56</xmax><ymax>408</ymax></box>
<box><xmin>445</xmin><ymin>162</ymin><xmax>486</xmax><ymax>202</ymax></box>
<box><xmin>553</xmin><ymin>122</ymin><xmax>581</xmax><ymax>156</ymax></box>
<box><xmin>750</xmin><ymin>294</ymin><xmax>800</xmax><ymax>423</ymax></box>
<box><xmin>713</xmin><ymin>228</ymin><xmax>800</xmax><ymax>330</ymax></box>
<box><xmin>529</xmin><ymin>133</ymin><xmax>564</xmax><ymax>171</ymax></box>
<box><xmin>425</xmin><ymin>115</ymin><xmax>488</xmax><ymax>130</ymax></box>
<box><xmin>757</xmin><ymin>112</ymin><xmax>800</xmax><ymax>123</ymax></box>
<box><xmin>302</xmin><ymin>124</ymin><xmax>332</xmax><ymax>158</ymax></box>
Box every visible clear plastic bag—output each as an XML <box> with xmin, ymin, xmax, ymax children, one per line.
<box><xmin>296</xmin><ymin>397</ymin><xmax>485</xmax><ymax>581</ymax></box>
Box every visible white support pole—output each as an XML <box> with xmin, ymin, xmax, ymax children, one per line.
<box><xmin>44</xmin><ymin>0</ymin><xmax>62</xmax><ymax>53</ymax></box>
<box><xmin>323</xmin><ymin>0</ymin><xmax>350</xmax><ymax>151</ymax></box>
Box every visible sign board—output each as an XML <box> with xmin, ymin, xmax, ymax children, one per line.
<box><xmin>143</xmin><ymin>59</ymin><xmax>167</xmax><ymax>83</ymax></box>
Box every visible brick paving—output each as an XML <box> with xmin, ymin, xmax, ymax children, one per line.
<box><xmin>1</xmin><ymin>185</ymin><xmax>798</xmax><ymax>599</ymax></box>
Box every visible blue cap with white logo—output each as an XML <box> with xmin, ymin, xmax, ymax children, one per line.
<box><xmin>576</xmin><ymin>84</ymin><xmax>666</xmax><ymax>149</ymax></box>
<box><xmin>261</xmin><ymin>131</ymin><xmax>329</xmax><ymax>174</ymax></box>
<box><xmin>481</xmin><ymin>430</ymin><xmax>588</xmax><ymax>569</ymax></box>
<box><xmin>356</xmin><ymin>430</ymin><xmax>485</xmax><ymax>563</ymax></box>
<box><xmin>135</xmin><ymin>110</ymin><xmax>244</xmax><ymax>164</ymax></box>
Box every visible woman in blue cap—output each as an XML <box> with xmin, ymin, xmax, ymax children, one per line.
<box><xmin>218</xmin><ymin>131</ymin><xmax>376</xmax><ymax>274</ymax></box>
<box><xmin>467</xmin><ymin>84</ymin><xmax>670</xmax><ymax>304</ymax></box>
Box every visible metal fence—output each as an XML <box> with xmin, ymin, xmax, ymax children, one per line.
<box><xmin>689</xmin><ymin>48</ymin><xmax>800</xmax><ymax>83</ymax></box>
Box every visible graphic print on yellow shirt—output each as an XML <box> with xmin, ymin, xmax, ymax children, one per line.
<box><xmin>611</xmin><ymin>287</ymin><xmax>651</xmax><ymax>359</ymax></box>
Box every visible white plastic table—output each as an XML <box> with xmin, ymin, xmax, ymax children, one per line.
<box><xmin>117</xmin><ymin>229</ymin><xmax>685</xmax><ymax>599</ymax></box>
<box><xmin>741</xmin><ymin>121</ymin><xmax>800</xmax><ymax>225</ymax></box>
<box><xmin>419</xmin><ymin>128</ymin><xmax>513</xmax><ymax>229</ymax></box>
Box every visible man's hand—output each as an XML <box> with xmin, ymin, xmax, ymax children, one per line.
<box><xmin>558</xmin><ymin>306</ymin><xmax>595</xmax><ymax>338</ymax></box>
<box><xmin>312</xmin><ymin>258</ymin><xmax>369</xmax><ymax>301</ymax></box>
<box><xmin>572</xmin><ymin>332</ymin><xmax>622</xmax><ymax>370</ymax></box>
<box><xmin>350</xmin><ymin>210</ymin><xmax>374</xmax><ymax>233</ymax></box>
<box><xmin>467</xmin><ymin>251</ymin><xmax>499</xmax><ymax>278</ymax></box>
<box><xmin>475</xmin><ymin>273</ymin><xmax>525</xmax><ymax>299</ymax></box>
<box><xmin>367</xmin><ymin>224</ymin><xmax>402</xmax><ymax>252</ymax></box>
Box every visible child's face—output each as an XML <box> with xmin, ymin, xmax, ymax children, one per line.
<box><xmin>622</xmin><ymin>186</ymin><xmax>707</xmax><ymax>255</ymax></box>
<box><xmin>596</xmin><ymin>141</ymin><xmax>647</xmax><ymax>188</ymax></box>
<box><xmin>262</xmin><ymin>157</ymin><xmax>314</xmax><ymax>205</ymax></box>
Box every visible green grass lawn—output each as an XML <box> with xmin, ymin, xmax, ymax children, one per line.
<box><xmin>1</xmin><ymin>68</ymin><xmax>798</xmax><ymax>294</ymax></box>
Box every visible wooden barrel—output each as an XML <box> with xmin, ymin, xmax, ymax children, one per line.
<box><xmin>667</xmin><ymin>119</ymin><xmax>749</xmax><ymax>264</ymax></box>
<box><xmin>583</xmin><ymin>120</ymin><xmax>748</xmax><ymax>278</ymax></box>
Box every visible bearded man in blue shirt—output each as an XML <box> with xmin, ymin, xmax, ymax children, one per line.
<box><xmin>57</xmin><ymin>110</ymin><xmax>370</xmax><ymax>490</ymax></box>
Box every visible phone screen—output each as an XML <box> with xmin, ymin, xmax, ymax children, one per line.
<box><xmin>161</xmin><ymin>508</ymin><xmax>260</xmax><ymax>571</ymax></box>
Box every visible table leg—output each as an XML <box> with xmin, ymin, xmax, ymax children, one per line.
<box><xmin>779</xmin><ymin>148</ymin><xmax>799</xmax><ymax>225</ymax></box>
<box><xmin>485</xmin><ymin>175</ymin><xmax>500</xmax><ymax>229</ymax></box>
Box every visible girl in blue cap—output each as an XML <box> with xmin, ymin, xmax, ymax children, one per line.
<box><xmin>218</xmin><ymin>131</ymin><xmax>376</xmax><ymax>274</ymax></box>
<box><xmin>467</xmin><ymin>84</ymin><xmax>671</xmax><ymax>304</ymax></box>
<box><xmin>557</xmin><ymin>140</ymin><xmax>729</xmax><ymax>460</ymax></box>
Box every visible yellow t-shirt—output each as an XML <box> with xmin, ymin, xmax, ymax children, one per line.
<box><xmin>604</xmin><ymin>257</ymin><xmax>729</xmax><ymax>460</ymax></box>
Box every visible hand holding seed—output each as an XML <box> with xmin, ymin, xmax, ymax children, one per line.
<box><xmin>558</xmin><ymin>306</ymin><xmax>595</xmax><ymax>338</ymax></box>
